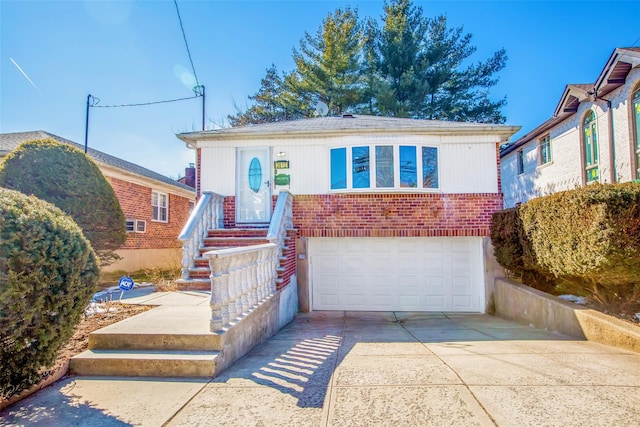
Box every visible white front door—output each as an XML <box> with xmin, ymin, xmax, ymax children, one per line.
<box><xmin>236</xmin><ymin>147</ymin><xmax>271</xmax><ymax>224</ymax></box>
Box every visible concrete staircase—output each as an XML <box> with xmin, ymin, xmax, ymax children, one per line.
<box><xmin>71</xmin><ymin>222</ymin><xmax>297</xmax><ymax>378</ymax></box>
<box><xmin>177</xmin><ymin>228</ymin><xmax>270</xmax><ymax>290</ymax></box>
<box><xmin>177</xmin><ymin>227</ymin><xmax>297</xmax><ymax>291</ymax></box>
<box><xmin>70</xmin><ymin>298</ymin><xmax>222</xmax><ymax>378</ymax></box>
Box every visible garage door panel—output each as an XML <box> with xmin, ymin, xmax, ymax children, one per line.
<box><xmin>397</xmin><ymin>276</ymin><xmax>418</xmax><ymax>288</ymax></box>
<box><xmin>310</xmin><ymin>237</ymin><xmax>483</xmax><ymax>312</ymax></box>
<box><xmin>451</xmin><ymin>258</ymin><xmax>471</xmax><ymax>273</ymax></box>
<box><xmin>424</xmin><ymin>259</ymin><xmax>444</xmax><ymax>273</ymax></box>
<box><xmin>317</xmin><ymin>256</ymin><xmax>340</xmax><ymax>272</ymax></box>
<box><xmin>452</xmin><ymin>295</ymin><xmax>472</xmax><ymax>310</ymax></box>
<box><xmin>398</xmin><ymin>240</ymin><xmax>419</xmax><ymax>252</ymax></box>
<box><xmin>425</xmin><ymin>295</ymin><xmax>446</xmax><ymax>309</ymax></box>
<box><xmin>451</xmin><ymin>240</ymin><xmax>471</xmax><ymax>252</ymax></box>
<box><xmin>423</xmin><ymin>240</ymin><xmax>444</xmax><ymax>252</ymax></box>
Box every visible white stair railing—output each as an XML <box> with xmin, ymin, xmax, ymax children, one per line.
<box><xmin>267</xmin><ymin>191</ymin><xmax>294</xmax><ymax>263</ymax></box>
<box><xmin>206</xmin><ymin>243</ymin><xmax>278</xmax><ymax>332</ymax></box>
<box><xmin>178</xmin><ymin>192</ymin><xmax>224</xmax><ymax>280</ymax></box>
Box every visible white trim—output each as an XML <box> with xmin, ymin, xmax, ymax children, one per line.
<box><xmin>151</xmin><ymin>190</ymin><xmax>169</xmax><ymax>223</ymax></box>
<box><xmin>330</xmin><ymin>143</ymin><xmax>440</xmax><ymax>191</ymax></box>
<box><xmin>125</xmin><ymin>218</ymin><xmax>147</xmax><ymax>233</ymax></box>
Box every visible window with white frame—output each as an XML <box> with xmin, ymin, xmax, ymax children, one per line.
<box><xmin>125</xmin><ymin>219</ymin><xmax>146</xmax><ymax>233</ymax></box>
<box><xmin>330</xmin><ymin>144</ymin><xmax>439</xmax><ymax>190</ymax></box>
<box><xmin>538</xmin><ymin>135</ymin><xmax>552</xmax><ymax>165</ymax></box>
<box><xmin>633</xmin><ymin>87</ymin><xmax>640</xmax><ymax>179</ymax></box>
<box><xmin>583</xmin><ymin>110</ymin><xmax>599</xmax><ymax>182</ymax></box>
<box><xmin>517</xmin><ymin>149</ymin><xmax>524</xmax><ymax>175</ymax></box>
<box><xmin>151</xmin><ymin>191</ymin><xmax>168</xmax><ymax>222</ymax></box>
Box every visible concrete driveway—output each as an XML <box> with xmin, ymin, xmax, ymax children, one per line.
<box><xmin>3</xmin><ymin>311</ymin><xmax>639</xmax><ymax>426</ymax></box>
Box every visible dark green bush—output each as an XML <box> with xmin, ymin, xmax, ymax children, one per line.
<box><xmin>0</xmin><ymin>188</ymin><xmax>99</xmax><ymax>399</ymax></box>
<box><xmin>491</xmin><ymin>182</ymin><xmax>640</xmax><ymax>303</ymax></box>
<box><xmin>0</xmin><ymin>139</ymin><xmax>126</xmax><ymax>266</ymax></box>
<box><xmin>520</xmin><ymin>183</ymin><xmax>640</xmax><ymax>283</ymax></box>
<box><xmin>490</xmin><ymin>208</ymin><xmax>524</xmax><ymax>273</ymax></box>
<box><xmin>490</xmin><ymin>207</ymin><xmax>555</xmax><ymax>292</ymax></box>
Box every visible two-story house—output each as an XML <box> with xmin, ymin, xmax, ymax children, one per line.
<box><xmin>501</xmin><ymin>47</ymin><xmax>640</xmax><ymax>208</ymax></box>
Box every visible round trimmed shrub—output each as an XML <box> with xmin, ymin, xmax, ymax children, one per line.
<box><xmin>0</xmin><ymin>138</ymin><xmax>126</xmax><ymax>266</ymax></box>
<box><xmin>0</xmin><ymin>188</ymin><xmax>99</xmax><ymax>399</ymax></box>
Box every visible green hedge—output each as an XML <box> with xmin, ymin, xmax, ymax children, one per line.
<box><xmin>491</xmin><ymin>182</ymin><xmax>640</xmax><ymax>300</ymax></box>
<box><xmin>0</xmin><ymin>189</ymin><xmax>99</xmax><ymax>399</ymax></box>
<box><xmin>0</xmin><ymin>139</ymin><xmax>126</xmax><ymax>266</ymax></box>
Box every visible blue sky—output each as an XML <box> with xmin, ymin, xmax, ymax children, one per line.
<box><xmin>1</xmin><ymin>0</ymin><xmax>639</xmax><ymax>178</ymax></box>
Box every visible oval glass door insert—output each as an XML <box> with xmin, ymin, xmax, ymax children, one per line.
<box><xmin>248</xmin><ymin>157</ymin><xmax>262</xmax><ymax>193</ymax></box>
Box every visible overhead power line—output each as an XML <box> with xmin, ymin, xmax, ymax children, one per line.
<box><xmin>89</xmin><ymin>94</ymin><xmax>200</xmax><ymax>108</ymax></box>
<box><xmin>174</xmin><ymin>0</ymin><xmax>199</xmax><ymax>87</ymax></box>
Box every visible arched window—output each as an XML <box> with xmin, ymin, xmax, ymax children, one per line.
<box><xmin>633</xmin><ymin>87</ymin><xmax>640</xmax><ymax>179</ymax></box>
<box><xmin>583</xmin><ymin>110</ymin><xmax>599</xmax><ymax>182</ymax></box>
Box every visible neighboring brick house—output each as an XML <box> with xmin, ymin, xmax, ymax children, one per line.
<box><xmin>0</xmin><ymin>131</ymin><xmax>196</xmax><ymax>272</ymax></box>
<box><xmin>178</xmin><ymin>115</ymin><xmax>519</xmax><ymax>313</ymax></box>
<box><xmin>501</xmin><ymin>47</ymin><xmax>640</xmax><ymax>208</ymax></box>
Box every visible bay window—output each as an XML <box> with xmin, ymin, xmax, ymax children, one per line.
<box><xmin>330</xmin><ymin>144</ymin><xmax>439</xmax><ymax>190</ymax></box>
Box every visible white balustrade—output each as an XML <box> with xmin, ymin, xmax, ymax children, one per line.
<box><xmin>205</xmin><ymin>243</ymin><xmax>278</xmax><ymax>332</ymax></box>
<box><xmin>178</xmin><ymin>192</ymin><xmax>225</xmax><ymax>280</ymax></box>
<box><xmin>267</xmin><ymin>191</ymin><xmax>294</xmax><ymax>269</ymax></box>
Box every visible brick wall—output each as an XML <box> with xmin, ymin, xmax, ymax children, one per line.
<box><xmin>223</xmin><ymin>196</ymin><xmax>277</xmax><ymax>228</ymax></box>
<box><xmin>108</xmin><ymin>176</ymin><xmax>192</xmax><ymax>250</ymax></box>
<box><xmin>223</xmin><ymin>193</ymin><xmax>502</xmax><ymax>237</ymax></box>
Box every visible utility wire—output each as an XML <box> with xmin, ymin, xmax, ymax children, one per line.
<box><xmin>174</xmin><ymin>0</ymin><xmax>199</xmax><ymax>87</ymax></box>
<box><xmin>90</xmin><ymin>94</ymin><xmax>200</xmax><ymax>108</ymax></box>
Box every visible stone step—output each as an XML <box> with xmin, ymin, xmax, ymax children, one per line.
<box><xmin>70</xmin><ymin>350</ymin><xmax>219</xmax><ymax>378</ymax></box>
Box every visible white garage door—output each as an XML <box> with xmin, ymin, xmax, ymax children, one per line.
<box><xmin>309</xmin><ymin>237</ymin><xmax>484</xmax><ymax>312</ymax></box>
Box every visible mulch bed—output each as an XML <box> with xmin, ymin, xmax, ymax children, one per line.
<box><xmin>1</xmin><ymin>303</ymin><xmax>152</xmax><ymax>411</ymax></box>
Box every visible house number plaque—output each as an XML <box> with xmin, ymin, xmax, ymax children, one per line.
<box><xmin>274</xmin><ymin>160</ymin><xmax>289</xmax><ymax>169</ymax></box>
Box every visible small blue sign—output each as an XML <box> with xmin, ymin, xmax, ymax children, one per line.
<box><xmin>118</xmin><ymin>276</ymin><xmax>135</xmax><ymax>291</ymax></box>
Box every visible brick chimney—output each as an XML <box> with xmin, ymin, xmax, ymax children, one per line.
<box><xmin>179</xmin><ymin>163</ymin><xmax>196</xmax><ymax>188</ymax></box>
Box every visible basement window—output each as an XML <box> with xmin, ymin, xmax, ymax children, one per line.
<box><xmin>126</xmin><ymin>219</ymin><xmax>146</xmax><ymax>233</ymax></box>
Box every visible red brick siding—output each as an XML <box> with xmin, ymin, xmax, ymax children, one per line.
<box><xmin>223</xmin><ymin>196</ymin><xmax>278</xmax><ymax>228</ymax></box>
<box><xmin>277</xmin><ymin>229</ymin><xmax>297</xmax><ymax>290</ymax></box>
<box><xmin>223</xmin><ymin>193</ymin><xmax>502</xmax><ymax>237</ymax></box>
<box><xmin>107</xmin><ymin>176</ymin><xmax>192</xmax><ymax>250</ymax></box>
<box><xmin>293</xmin><ymin>193</ymin><xmax>502</xmax><ymax>237</ymax></box>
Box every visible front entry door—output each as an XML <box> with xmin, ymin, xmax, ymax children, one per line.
<box><xmin>236</xmin><ymin>147</ymin><xmax>271</xmax><ymax>224</ymax></box>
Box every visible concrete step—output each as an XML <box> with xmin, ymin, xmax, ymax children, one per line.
<box><xmin>89</xmin><ymin>331</ymin><xmax>221</xmax><ymax>352</ymax></box>
<box><xmin>70</xmin><ymin>350</ymin><xmax>219</xmax><ymax>378</ymax></box>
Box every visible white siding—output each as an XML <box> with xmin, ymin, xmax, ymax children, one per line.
<box><xmin>199</xmin><ymin>133</ymin><xmax>501</xmax><ymax>195</ymax></box>
<box><xmin>440</xmin><ymin>142</ymin><xmax>498</xmax><ymax>193</ymax></box>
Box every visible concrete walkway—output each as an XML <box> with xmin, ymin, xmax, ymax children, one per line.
<box><xmin>2</xmin><ymin>294</ymin><xmax>640</xmax><ymax>426</ymax></box>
